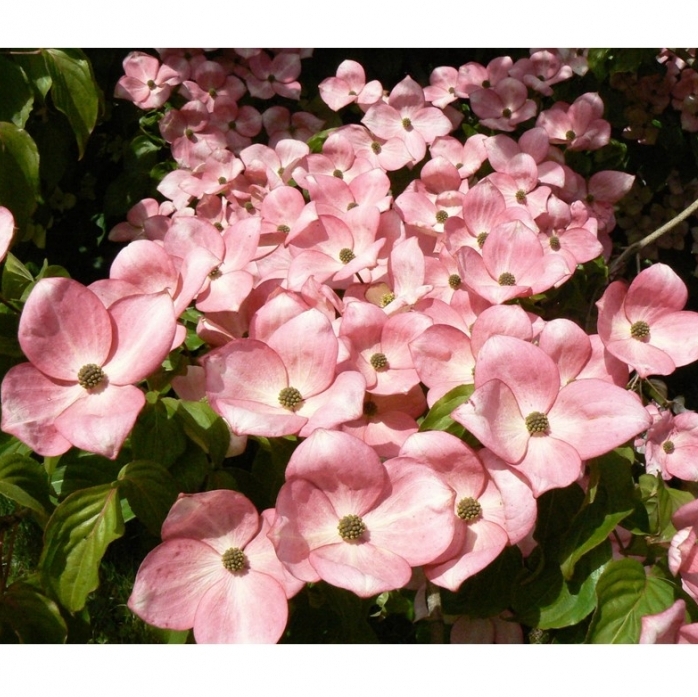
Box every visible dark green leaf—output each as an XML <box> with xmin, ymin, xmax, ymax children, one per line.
<box><xmin>0</xmin><ymin>55</ymin><xmax>34</xmax><ymax>128</ymax></box>
<box><xmin>0</xmin><ymin>582</ymin><xmax>67</xmax><ymax>643</ymax></box>
<box><xmin>131</xmin><ymin>395</ymin><xmax>187</xmax><ymax>468</ymax></box>
<box><xmin>169</xmin><ymin>397</ymin><xmax>231</xmax><ymax>467</ymax></box>
<box><xmin>50</xmin><ymin>450</ymin><xmax>126</xmax><ymax>500</ymax></box>
<box><xmin>1</xmin><ymin>252</ymin><xmax>34</xmax><ymax>301</ymax></box>
<box><xmin>0</xmin><ymin>121</ymin><xmax>40</xmax><ymax>230</ymax></box>
<box><xmin>39</xmin><ymin>483</ymin><xmax>125</xmax><ymax>612</ymax></box>
<box><xmin>0</xmin><ymin>453</ymin><xmax>53</xmax><ymax>523</ymax></box>
<box><xmin>418</xmin><ymin>384</ymin><xmax>474</xmax><ymax>437</ymax></box>
<box><xmin>117</xmin><ymin>459</ymin><xmax>179</xmax><ymax>537</ymax></box>
<box><xmin>534</xmin><ymin>481</ymin><xmax>585</xmax><ymax>547</ymax></box>
<box><xmin>11</xmin><ymin>50</ymin><xmax>52</xmax><ymax>100</ymax></box>
<box><xmin>586</xmin><ymin>558</ymin><xmax>676</xmax><ymax>643</ymax></box>
<box><xmin>42</xmin><ymin>49</ymin><xmax>100</xmax><ymax>159</ymax></box>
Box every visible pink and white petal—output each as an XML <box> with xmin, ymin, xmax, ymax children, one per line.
<box><xmin>297</xmin><ymin>371</ymin><xmax>366</xmax><ymax>437</ymax></box>
<box><xmin>647</xmin><ymin>311</ymin><xmax>698</xmax><ymax>369</ymax></box>
<box><xmin>514</xmin><ymin>435</ymin><xmax>583</xmax><ymax>497</ymax></box>
<box><xmin>639</xmin><ymin>599</ymin><xmax>686</xmax><ymax>644</ymax></box>
<box><xmin>309</xmin><ymin>541</ymin><xmax>412</xmax><ymax>598</ymax></box>
<box><xmin>128</xmin><ymin>538</ymin><xmax>224</xmax><ymax>631</ymax></box>
<box><xmin>549</xmin><ymin>379</ymin><xmax>652</xmax><ymax>459</ymax></box>
<box><xmin>54</xmin><ymin>384</ymin><xmax>146</xmax><ymax>459</ymax></box>
<box><xmin>410</xmin><ymin>324</ymin><xmax>475</xmax><ymax>392</ymax></box>
<box><xmin>605</xmin><ymin>337</ymin><xmax>676</xmax><ymax>378</ymax></box>
<box><xmin>194</xmin><ymin>569</ymin><xmax>288</xmax><ymax>643</ymax></box>
<box><xmin>19</xmin><ymin>278</ymin><xmax>112</xmax><ymax>381</ymax></box>
<box><xmin>104</xmin><ymin>291</ymin><xmax>177</xmax><ymax>384</ymax></box>
<box><xmin>479</xmin><ymin>448</ymin><xmax>537</xmax><ymax>543</ymax></box>
<box><xmin>0</xmin><ymin>206</ymin><xmax>14</xmax><ymax>261</ymax></box>
<box><xmin>624</xmin><ymin>264</ymin><xmax>688</xmax><ymax>324</ymax></box>
<box><xmin>452</xmin><ymin>379</ymin><xmax>529</xmax><ymax>464</ymax></box>
<box><xmin>538</xmin><ymin>319</ymin><xmax>592</xmax><ymax>385</ymax></box>
<box><xmin>210</xmin><ymin>398</ymin><xmax>307</xmax><ymax>438</ymax></box>
<box><xmin>0</xmin><ymin>363</ymin><xmax>78</xmax><ymax>456</ymax></box>
<box><xmin>596</xmin><ymin>280</ymin><xmax>631</xmax><ymax>344</ymax></box>
<box><xmin>161</xmin><ymin>490</ymin><xmax>260</xmax><ymax>552</ymax></box>
<box><xmin>286</xmin><ymin>429</ymin><xmax>387</xmax><ymax>516</ymax></box>
<box><xmin>196</xmin><ymin>270</ymin><xmax>254</xmax><ymax>313</ymax></box>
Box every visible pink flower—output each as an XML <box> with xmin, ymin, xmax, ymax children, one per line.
<box><xmin>596</xmin><ymin>263</ymin><xmax>698</xmax><ymax>378</ymax></box>
<box><xmin>269</xmin><ymin>429</ymin><xmax>455</xmax><ymax>597</ymax></box>
<box><xmin>114</xmin><ymin>51</ymin><xmax>185</xmax><ymax>109</ymax></box>
<box><xmin>536</xmin><ymin>93</ymin><xmax>611</xmax><ymax>151</ymax></box>
<box><xmin>452</xmin><ymin>335</ymin><xmax>652</xmax><ymax>496</ymax></box>
<box><xmin>0</xmin><ymin>205</ymin><xmax>15</xmax><ymax>262</ymax></box>
<box><xmin>639</xmin><ymin>599</ymin><xmax>698</xmax><ymax>644</ymax></box>
<box><xmin>129</xmin><ymin>490</ymin><xmax>301</xmax><ymax>643</ymax></box>
<box><xmin>319</xmin><ymin>59</ymin><xmax>383</xmax><ymax>111</ymax></box>
<box><xmin>469</xmin><ymin>78</ymin><xmax>538</xmax><ymax>132</ymax></box>
<box><xmin>669</xmin><ymin>499</ymin><xmax>698</xmax><ymax>604</ymax></box>
<box><xmin>1</xmin><ymin>278</ymin><xmax>176</xmax><ymax>458</ymax></box>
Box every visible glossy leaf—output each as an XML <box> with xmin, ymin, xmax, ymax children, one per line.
<box><xmin>42</xmin><ymin>49</ymin><xmax>100</xmax><ymax>159</ymax></box>
<box><xmin>0</xmin><ymin>582</ymin><xmax>67</xmax><ymax>643</ymax></box>
<box><xmin>0</xmin><ymin>122</ymin><xmax>40</xmax><ymax>230</ymax></box>
<box><xmin>418</xmin><ymin>384</ymin><xmax>474</xmax><ymax>437</ymax></box>
<box><xmin>0</xmin><ymin>453</ymin><xmax>53</xmax><ymax>523</ymax></box>
<box><xmin>117</xmin><ymin>459</ymin><xmax>179</xmax><ymax>537</ymax></box>
<box><xmin>11</xmin><ymin>50</ymin><xmax>52</xmax><ymax>99</ymax></box>
<box><xmin>39</xmin><ymin>483</ymin><xmax>125</xmax><ymax>612</ymax></box>
<box><xmin>168</xmin><ymin>397</ymin><xmax>230</xmax><ymax>467</ymax></box>
<box><xmin>0</xmin><ymin>55</ymin><xmax>34</xmax><ymax>128</ymax></box>
<box><xmin>586</xmin><ymin>558</ymin><xmax>676</xmax><ymax>643</ymax></box>
<box><xmin>131</xmin><ymin>395</ymin><xmax>187</xmax><ymax>468</ymax></box>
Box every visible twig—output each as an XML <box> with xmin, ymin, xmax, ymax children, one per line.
<box><xmin>609</xmin><ymin>195</ymin><xmax>698</xmax><ymax>277</ymax></box>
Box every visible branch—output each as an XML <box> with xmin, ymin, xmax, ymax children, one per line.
<box><xmin>609</xmin><ymin>194</ymin><xmax>698</xmax><ymax>277</ymax></box>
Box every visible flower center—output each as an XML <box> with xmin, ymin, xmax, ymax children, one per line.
<box><xmin>218</xmin><ymin>176</ymin><xmax>227</xmax><ymax>185</ymax></box>
<box><xmin>456</xmin><ymin>497</ymin><xmax>482</xmax><ymax>522</ymax></box>
<box><xmin>339</xmin><ymin>248</ymin><xmax>356</xmax><ymax>264</ymax></box>
<box><xmin>630</xmin><ymin>320</ymin><xmax>650</xmax><ymax>340</ymax></box>
<box><xmin>184</xmin><ymin>128</ymin><xmax>194</xmax><ymax>139</ymax></box>
<box><xmin>477</xmin><ymin>231</ymin><xmax>489</xmax><ymax>248</ymax></box>
<box><xmin>549</xmin><ymin>235</ymin><xmax>561</xmax><ymax>251</ymax></box>
<box><xmin>221</xmin><ymin>547</ymin><xmax>247</xmax><ymax>572</ymax></box>
<box><xmin>338</xmin><ymin>514</ymin><xmax>366</xmax><ymax>541</ymax></box>
<box><xmin>371</xmin><ymin>141</ymin><xmax>382</xmax><ymax>154</ymax></box>
<box><xmin>435</xmin><ymin>210</ymin><xmax>449</xmax><ymax>224</ymax></box>
<box><xmin>77</xmin><ymin>363</ymin><xmax>106</xmax><ymax>389</ymax></box>
<box><xmin>565</xmin><ymin>130</ymin><xmax>576</xmax><ymax>142</ymax></box>
<box><xmin>663</xmin><ymin>440</ymin><xmax>675</xmax><ymax>454</ymax></box>
<box><xmin>146</xmin><ymin>79</ymin><xmax>156</xmax><ymax>90</ymax></box>
<box><xmin>333</xmin><ymin>169</ymin><xmax>344</xmax><ymax>179</ymax></box>
<box><xmin>277</xmin><ymin>224</ymin><xmax>290</xmax><ymax>234</ymax></box>
<box><xmin>380</xmin><ymin>292</ymin><xmax>396</xmax><ymax>307</ymax></box>
<box><xmin>347</xmin><ymin>202</ymin><xmax>359</xmax><ymax>210</ymax></box>
<box><xmin>502</xmin><ymin>107</ymin><xmax>512</xmax><ymax>118</ymax></box>
<box><xmin>208</xmin><ymin>266</ymin><xmax>222</xmax><ymax>279</ymax></box>
<box><xmin>515</xmin><ymin>190</ymin><xmax>527</xmax><ymax>204</ymax></box>
<box><xmin>525</xmin><ymin>411</ymin><xmax>550</xmax><ymax>435</ymax></box>
<box><xmin>448</xmin><ymin>274</ymin><xmax>462</xmax><ymax>289</ymax></box>
<box><xmin>498</xmin><ymin>272</ymin><xmax>516</xmax><ymax>286</ymax></box>
<box><xmin>278</xmin><ymin>386</ymin><xmax>303</xmax><ymax>411</ymax></box>
<box><xmin>363</xmin><ymin>400</ymin><xmax>378</xmax><ymax>417</ymax></box>
<box><xmin>402</xmin><ymin>117</ymin><xmax>413</xmax><ymax>131</ymax></box>
<box><xmin>370</xmin><ymin>352</ymin><xmax>389</xmax><ymax>370</ymax></box>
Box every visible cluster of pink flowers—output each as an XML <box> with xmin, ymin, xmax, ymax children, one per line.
<box><xmin>5</xmin><ymin>49</ymin><xmax>698</xmax><ymax>643</ymax></box>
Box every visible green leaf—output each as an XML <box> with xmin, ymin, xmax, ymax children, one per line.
<box><xmin>0</xmin><ymin>453</ymin><xmax>53</xmax><ymax>523</ymax></box>
<box><xmin>42</xmin><ymin>49</ymin><xmax>100</xmax><ymax>159</ymax></box>
<box><xmin>50</xmin><ymin>450</ymin><xmax>126</xmax><ymax>500</ymax></box>
<box><xmin>0</xmin><ymin>121</ymin><xmax>40</xmax><ymax>231</ymax></box>
<box><xmin>513</xmin><ymin>540</ymin><xmax>612</xmax><ymax>629</ymax></box>
<box><xmin>169</xmin><ymin>397</ymin><xmax>231</xmax><ymax>467</ymax></box>
<box><xmin>117</xmin><ymin>460</ymin><xmax>179</xmax><ymax>537</ymax></box>
<box><xmin>11</xmin><ymin>51</ymin><xmax>52</xmax><ymax>100</ymax></box>
<box><xmin>534</xmin><ymin>482</ymin><xmax>585</xmax><ymax>546</ymax></box>
<box><xmin>559</xmin><ymin>449</ymin><xmax>636</xmax><ymax>579</ymax></box>
<box><xmin>418</xmin><ymin>384</ymin><xmax>474</xmax><ymax>436</ymax></box>
<box><xmin>1</xmin><ymin>252</ymin><xmax>34</xmax><ymax>301</ymax></box>
<box><xmin>0</xmin><ymin>432</ymin><xmax>32</xmax><ymax>459</ymax></box>
<box><xmin>586</xmin><ymin>558</ymin><xmax>676</xmax><ymax>643</ymax></box>
<box><xmin>39</xmin><ymin>483</ymin><xmax>125</xmax><ymax>612</ymax></box>
<box><xmin>0</xmin><ymin>55</ymin><xmax>34</xmax><ymax>128</ymax></box>
<box><xmin>131</xmin><ymin>395</ymin><xmax>187</xmax><ymax>468</ymax></box>
<box><xmin>0</xmin><ymin>582</ymin><xmax>67</xmax><ymax>643</ymax></box>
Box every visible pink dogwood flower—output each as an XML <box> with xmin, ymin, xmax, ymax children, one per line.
<box><xmin>639</xmin><ymin>599</ymin><xmax>698</xmax><ymax>644</ymax></box>
<box><xmin>129</xmin><ymin>490</ymin><xmax>301</xmax><ymax>643</ymax></box>
<box><xmin>319</xmin><ymin>59</ymin><xmax>383</xmax><ymax>111</ymax></box>
<box><xmin>0</xmin><ymin>205</ymin><xmax>15</xmax><ymax>262</ymax></box>
<box><xmin>1</xmin><ymin>278</ymin><xmax>176</xmax><ymax>458</ymax></box>
<box><xmin>114</xmin><ymin>51</ymin><xmax>185</xmax><ymax>109</ymax></box>
<box><xmin>596</xmin><ymin>263</ymin><xmax>698</xmax><ymax>378</ymax></box>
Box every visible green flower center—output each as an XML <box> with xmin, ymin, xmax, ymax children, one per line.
<box><xmin>278</xmin><ymin>386</ymin><xmax>303</xmax><ymax>411</ymax></box>
<box><xmin>184</xmin><ymin>128</ymin><xmax>194</xmax><ymax>139</ymax></box>
<box><xmin>347</xmin><ymin>202</ymin><xmax>359</xmax><ymax>210</ymax></box>
<box><xmin>371</xmin><ymin>141</ymin><xmax>382</xmax><ymax>154</ymax></box>
<box><xmin>436</xmin><ymin>210</ymin><xmax>449</xmax><ymax>224</ymax></box>
<box><xmin>525</xmin><ymin>411</ymin><xmax>550</xmax><ymax>435</ymax></box>
<box><xmin>402</xmin><ymin>117</ymin><xmax>413</xmax><ymax>131</ymax></box>
<box><xmin>549</xmin><ymin>235</ymin><xmax>561</xmax><ymax>251</ymax></box>
<box><xmin>370</xmin><ymin>352</ymin><xmax>389</xmax><ymax>370</ymax></box>
<box><xmin>663</xmin><ymin>440</ymin><xmax>675</xmax><ymax>454</ymax></box>
<box><xmin>208</xmin><ymin>266</ymin><xmax>222</xmax><ymax>280</ymax></box>
<box><xmin>502</xmin><ymin>107</ymin><xmax>512</xmax><ymax>118</ymax></box>
<box><xmin>448</xmin><ymin>274</ymin><xmax>462</xmax><ymax>289</ymax></box>
<box><xmin>333</xmin><ymin>169</ymin><xmax>344</xmax><ymax>179</ymax></box>
<box><xmin>456</xmin><ymin>497</ymin><xmax>482</xmax><ymax>522</ymax></box>
<box><xmin>565</xmin><ymin>130</ymin><xmax>576</xmax><ymax>142</ymax></box>
<box><xmin>498</xmin><ymin>272</ymin><xmax>516</xmax><ymax>286</ymax></box>
<box><xmin>147</xmin><ymin>79</ymin><xmax>156</xmax><ymax>90</ymax></box>
<box><xmin>221</xmin><ymin>547</ymin><xmax>247</xmax><ymax>572</ymax></box>
<box><xmin>515</xmin><ymin>190</ymin><xmax>527</xmax><ymax>204</ymax></box>
<box><xmin>477</xmin><ymin>232</ymin><xmax>489</xmax><ymax>248</ymax></box>
<box><xmin>78</xmin><ymin>363</ymin><xmax>106</xmax><ymax>389</ymax></box>
<box><xmin>380</xmin><ymin>292</ymin><xmax>396</xmax><ymax>307</ymax></box>
<box><xmin>630</xmin><ymin>320</ymin><xmax>650</xmax><ymax>340</ymax></box>
<box><xmin>277</xmin><ymin>224</ymin><xmax>290</xmax><ymax>234</ymax></box>
<box><xmin>218</xmin><ymin>176</ymin><xmax>227</xmax><ymax>185</ymax></box>
<box><xmin>338</xmin><ymin>514</ymin><xmax>366</xmax><ymax>541</ymax></box>
<box><xmin>339</xmin><ymin>248</ymin><xmax>356</xmax><ymax>264</ymax></box>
